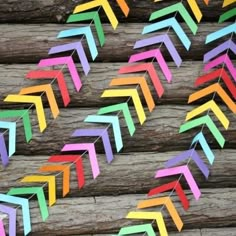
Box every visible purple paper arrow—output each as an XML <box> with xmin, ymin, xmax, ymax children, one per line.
<box><xmin>204</xmin><ymin>39</ymin><xmax>236</xmax><ymax>63</ymax></box>
<box><xmin>72</xmin><ymin>129</ymin><xmax>114</xmax><ymax>163</ymax></box>
<box><xmin>0</xmin><ymin>204</ymin><xmax>17</xmax><ymax>236</ymax></box>
<box><xmin>48</xmin><ymin>42</ymin><xmax>90</xmax><ymax>75</ymax></box>
<box><xmin>0</xmin><ymin>135</ymin><xmax>9</xmax><ymax>167</ymax></box>
<box><xmin>165</xmin><ymin>148</ymin><xmax>209</xmax><ymax>178</ymax></box>
<box><xmin>134</xmin><ymin>34</ymin><xmax>182</xmax><ymax>67</ymax></box>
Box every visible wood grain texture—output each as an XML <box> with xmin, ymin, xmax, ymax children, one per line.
<box><xmin>1</xmin><ymin>150</ymin><xmax>236</xmax><ymax>196</ymax></box>
<box><xmin>0</xmin><ymin>0</ymin><xmax>225</xmax><ymax>23</ymax></box>
<box><xmin>1</xmin><ymin>188</ymin><xmax>236</xmax><ymax>235</ymax></box>
<box><xmin>0</xmin><ymin>61</ymin><xmax>210</xmax><ymax>107</ymax></box>
<box><xmin>0</xmin><ymin>23</ymin><xmax>230</xmax><ymax>63</ymax></box>
<box><xmin>3</xmin><ymin>106</ymin><xmax>235</xmax><ymax>155</ymax></box>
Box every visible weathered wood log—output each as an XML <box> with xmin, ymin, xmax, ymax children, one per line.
<box><xmin>3</xmin><ymin>106</ymin><xmax>236</xmax><ymax>155</ymax></box>
<box><xmin>1</xmin><ymin>188</ymin><xmax>236</xmax><ymax>235</ymax></box>
<box><xmin>0</xmin><ymin>61</ymin><xmax>222</xmax><ymax>107</ymax></box>
<box><xmin>0</xmin><ymin>0</ymin><xmax>225</xmax><ymax>24</ymax></box>
<box><xmin>1</xmin><ymin>150</ymin><xmax>236</xmax><ymax>196</ymax></box>
<box><xmin>0</xmin><ymin>23</ymin><xmax>231</xmax><ymax>63</ymax></box>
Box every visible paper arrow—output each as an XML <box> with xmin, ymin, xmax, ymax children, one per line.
<box><xmin>21</xmin><ymin>176</ymin><xmax>56</xmax><ymax>206</ymax></box>
<box><xmin>57</xmin><ymin>26</ymin><xmax>98</xmax><ymax>60</ymax></box>
<box><xmin>148</xmin><ymin>180</ymin><xmax>189</xmax><ymax>210</ymax></box>
<box><xmin>72</xmin><ymin>128</ymin><xmax>114</xmax><ymax>163</ymax></box>
<box><xmin>48</xmin><ymin>41</ymin><xmax>90</xmax><ymax>75</ymax></box>
<box><xmin>84</xmin><ymin>115</ymin><xmax>123</xmax><ymax>152</ymax></box>
<box><xmin>204</xmin><ymin>54</ymin><xmax>236</xmax><ymax>81</ymax></box>
<box><xmin>189</xmin><ymin>83</ymin><xmax>236</xmax><ymax>113</ymax></box>
<box><xmin>191</xmin><ymin>132</ymin><xmax>215</xmax><ymax>165</ymax></box>
<box><xmin>101</xmin><ymin>89</ymin><xmax>146</xmax><ymax>124</ymax></box>
<box><xmin>180</xmin><ymin>115</ymin><xmax>225</xmax><ymax>148</ymax></box>
<box><xmin>137</xmin><ymin>197</ymin><xmax>183</xmax><ymax>232</ymax></box>
<box><xmin>219</xmin><ymin>8</ymin><xmax>236</xmax><ymax>23</ymax></box>
<box><xmin>126</xmin><ymin>211</ymin><xmax>168</xmax><ymax>236</ymax></box>
<box><xmin>134</xmin><ymin>34</ymin><xmax>182</xmax><ymax>67</ymax></box>
<box><xmin>26</xmin><ymin>70</ymin><xmax>70</xmax><ymax>107</ymax></box>
<box><xmin>128</xmin><ymin>49</ymin><xmax>172</xmax><ymax>82</ymax></box>
<box><xmin>156</xmin><ymin>165</ymin><xmax>201</xmax><ymax>200</ymax></box>
<box><xmin>98</xmin><ymin>102</ymin><xmax>135</xmax><ymax>136</ymax></box>
<box><xmin>223</xmin><ymin>0</ymin><xmax>235</xmax><ymax>7</ymax></box>
<box><xmin>0</xmin><ymin>135</ymin><xmax>9</xmax><ymax>167</ymax></box>
<box><xmin>0</xmin><ymin>110</ymin><xmax>32</xmax><ymax>142</ymax></box>
<box><xmin>0</xmin><ymin>121</ymin><xmax>16</xmax><ymax>156</ymax></box>
<box><xmin>110</xmin><ymin>77</ymin><xmax>155</xmax><ymax>112</ymax></box>
<box><xmin>73</xmin><ymin>0</ymin><xmax>119</xmax><ymax>29</ymax></box>
<box><xmin>119</xmin><ymin>63</ymin><xmax>164</xmax><ymax>98</ymax></box>
<box><xmin>194</xmin><ymin>68</ymin><xmax>236</xmax><ymax>97</ymax></box>
<box><xmin>150</xmin><ymin>2</ymin><xmax>198</xmax><ymax>35</ymax></box>
<box><xmin>206</xmin><ymin>23</ymin><xmax>236</xmax><ymax>44</ymax></box>
<box><xmin>48</xmin><ymin>155</ymin><xmax>85</xmax><ymax>189</ymax></box>
<box><xmin>186</xmin><ymin>100</ymin><xmax>230</xmax><ymax>129</ymax></box>
<box><xmin>143</xmin><ymin>17</ymin><xmax>191</xmax><ymax>50</ymax></box>
<box><xmin>118</xmin><ymin>224</ymin><xmax>155</xmax><ymax>236</ymax></box>
<box><xmin>0</xmin><ymin>220</ymin><xmax>6</xmax><ymax>236</ymax></box>
<box><xmin>204</xmin><ymin>39</ymin><xmax>236</xmax><ymax>63</ymax></box>
<box><xmin>39</xmin><ymin>165</ymin><xmax>70</xmax><ymax>197</ymax></box>
<box><xmin>186</xmin><ymin>0</ymin><xmax>209</xmax><ymax>22</ymax></box>
<box><xmin>8</xmin><ymin>187</ymin><xmax>49</xmax><ymax>221</ymax></box>
<box><xmin>67</xmin><ymin>12</ymin><xmax>105</xmax><ymax>47</ymax></box>
<box><xmin>61</xmin><ymin>143</ymin><xmax>100</xmax><ymax>179</ymax></box>
<box><xmin>115</xmin><ymin>0</ymin><xmax>129</xmax><ymax>16</ymax></box>
<box><xmin>20</xmin><ymin>84</ymin><xmax>59</xmax><ymax>119</ymax></box>
<box><xmin>165</xmin><ymin>149</ymin><xmax>210</xmax><ymax>178</ymax></box>
<box><xmin>0</xmin><ymin>194</ymin><xmax>31</xmax><ymax>236</ymax></box>
<box><xmin>38</xmin><ymin>56</ymin><xmax>82</xmax><ymax>91</ymax></box>
<box><xmin>0</xmin><ymin>204</ymin><xmax>16</xmax><ymax>236</ymax></box>
<box><xmin>4</xmin><ymin>94</ymin><xmax>47</xmax><ymax>132</ymax></box>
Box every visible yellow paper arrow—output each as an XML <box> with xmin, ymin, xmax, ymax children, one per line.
<box><xmin>126</xmin><ymin>211</ymin><xmax>168</xmax><ymax>236</ymax></box>
<box><xmin>186</xmin><ymin>100</ymin><xmax>230</xmax><ymax>129</ymax></box>
<box><xmin>20</xmin><ymin>84</ymin><xmax>60</xmax><ymax>119</ymax></box>
<box><xmin>73</xmin><ymin>0</ymin><xmax>118</xmax><ymax>29</ymax></box>
<box><xmin>101</xmin><ymin>89</ymin><xmax>146</xmax><ymax>124</ymax></box>
<box><xmin>4</xmin><ymin>94</ymin><xmax>47</xmax><ymax>132</ymax></box>
<box><xmin>21</xmin><ymin>175</ymin><xmax>56</xmax><ymax>206</ymax></box>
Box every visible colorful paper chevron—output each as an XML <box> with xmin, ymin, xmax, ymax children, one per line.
<box><xmin>0</xmin><ymin>1</ymin><xmax>224</xmax><ymax>235</ymax></box>
<box><xmin>0</xmin><ymin>0</ymin><xmax>130</xmax><ymax>168</ymax></box>
<box><xmin>117</xmin><ymin>2</ymin><xmax>236</xmax><ymax>235</ymax></box>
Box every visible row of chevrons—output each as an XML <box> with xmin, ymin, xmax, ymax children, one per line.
<box><xmin>0</xmin><ymin>0</ymin><xmax>235</xmax><ymax>235</ymax></box>
<box><xmin>0</xmin><ymin>0</ymin><xmax>130</xmax><ymax>167</ymax></box>
<box><xmin>116</xmin><ymin>1</ymin><xmax>236</xmax><ymax>236</ymax></box>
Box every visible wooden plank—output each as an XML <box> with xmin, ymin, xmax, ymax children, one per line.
<box><xmin>0</xmin><ymin>23</ymin><xmax>230</xmax><ymax>63</ymax></box>
<box><xmin>3</xmin><ymin>106</ymin><xmax>236</xmax><ymax>155</ymax></box>
<box><xmin>1</xmin><ymin>150</ymin><xmax>236</xmax><ymax>196</ymax></box>
<box><xmin>0</xmin><ymin>0</ymin><xmax>225</xmax><ymax>24</ymax></box>
<box><xmin>0</xmin><ymin>61</ymin><xmax>211</xmax><ymax>107</ymax></box>
<box><xmin>1</xmin><ymin>188</ymin><xmax>236</xmax><ymax>235</ymax></box>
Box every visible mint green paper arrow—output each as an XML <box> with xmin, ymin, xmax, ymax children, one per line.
<box><xmin>150</xmin><ymin>2</ymin><xmax>198</xmax><ymax>35</ymax></box>
<box><xmin>84</xmin><ymin>115</ymin><xmax>123</xmax><ymax>152</ymax></box>
<box><xmin>179</xmin><ymin>115</ymin><xmax>225</xmax><ymax>148</ymax></box>
<box><xmin>67</xmin><ymin>11</ymin><xmax>105</xmax><ymax>46</ymax></box>
<box><xmin>98</xmin><ymin>102</ymin><xmax>135</xmax><ymax>136</ymax></box>
<box><xmin>118</xmin><ymin>224</ymin><xmax>155</xmax><ymax>235</ymax></box>
<box><xmin>0</xmin><ymin>110</ymin><xmax>32</xmax><ymax>142</ymax></box>
<box><xmin>8</xmin><ymin>187</ymin><xmax>49</xmax><ymax>221</ymax></box>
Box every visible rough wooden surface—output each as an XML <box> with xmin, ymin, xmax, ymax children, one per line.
<box><xmin>1</xmin><ymin>150</ymin><xmax>236</xmax><ymax>196</ymax></box>
<box><xmin>1</xmin><ymin>188</ymin><xmax>236</xmax><ymax>235</ymax></box>
<box><xmin>3</xmin><ymin>106</ymin><xmax>235</xmax><ymax>155</ymax></box>
<box><xmin>0</xmin><ymin>23</ymin><xmax>231</xmax><ymax>63</ymax></box>
<box><xmin>0</xmin><ymin>0</ymin><xmax>225</xmax><ymax>23</ymax></box>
